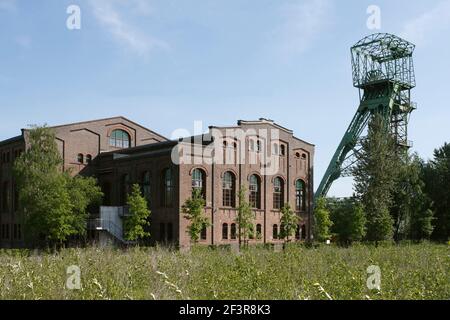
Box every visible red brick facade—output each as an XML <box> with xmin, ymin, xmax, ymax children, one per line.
<box><xmin>0</xmin><ymin>117</ymin><xmax>314</xmax><ymax>249</ymax></box>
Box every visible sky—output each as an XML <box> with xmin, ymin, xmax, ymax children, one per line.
<box><xmin>0</xmin><ymin>0</ymin><xmax>449</xmax><ymax>197</ymax></box>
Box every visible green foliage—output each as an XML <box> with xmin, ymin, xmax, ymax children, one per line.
<box><xmin>391</xmin><ymin>153</ymin><xmax>434</xmax><ymax>241</ymax></box>
<box><xmin>124</xmin><ymin>184</ymin><xmax>151</xmax><ymax>242</ymax></box>
<box><xmin>279</xmin><ymin>204</ymin><xmax>300</xmax><ymax>243</ymax></box>
<box><xmin>182</xmin><ymin>189</ymin><xmax>208</xmax><ymax>243</ymax></box>
<box><xmin>0</xmin><ymin>243</ymin><xmax>447</xmax><ymax>300</ymax></box>
<box><xmin>314</xmin><ymin>198</ymin><xmax>333</xmax><ymax>242</ymax></box>
<box><xmin>422</xmin><ymin>143</ymin><xmax>450</xmax><ymax>241</ymax></box>
<box><xmin>13</xmin><ymin>126</ymin><xmax>103</xmax><ymax>246</ymax></box>
<box><xmin>329</xmin><ymin>198</ymin><xmax>366</xmax><ymax>245</ymax></box>
<box><xmin>353</xmin><ymin>114</ymin><xmax>398</xmax><ymax>242</ymax></box>
<box><xmin>236</xmin><ymin>187</ymin><xmax>255</xmax><ymax>247</ymax></box>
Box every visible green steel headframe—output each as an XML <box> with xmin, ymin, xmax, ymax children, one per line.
<box><xmin>315</xmin><ymin>33</ymin><xmax>417</xmax><ymax>201</ymax></box>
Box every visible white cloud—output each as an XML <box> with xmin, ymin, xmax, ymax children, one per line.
<box><xmin>89</xmin><ymin>0</ymin><xmax>168</xmax><ymax>57</ymax></box>
<box><xmin>400</xmin><ymin>0</ymin><xmax>450</xmax><ymax>46</ymax></box>
<box><xmin>272</xmin><ymin>0</ymin><xmax>332</xmax><ymax>56</ymax></box>
<box><xmin>0</xmin><ymin>0</ymin><xmax>16</xmax><ymax>11</ymax></box>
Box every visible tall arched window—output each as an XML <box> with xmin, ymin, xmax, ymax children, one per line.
<box><xmin>201</xmin><ymin>224</ymin><xmax>207</xmax><ymax>240</ymax></box>
<box><xmin>77</xmin><ymin>153</ymin><xmax>84</xmax><ymax>164</ymax></box>
<box><xmin>142</xmin><ymin>171</ymin><xmax>151</xmax><ymax>204</ymax></box>
<box><xmin>256</xmin><ymin>224</ymin><xmax>262</xmax><ymax>239</ymax></box>
<box><xmin>121</xmin><ymin>174</ymin><xmax>130</xmax><ymax>205</ymax></box>
<box><xmin>249</xmin><ymin>175</ymin><xmax>261</xmax><ymax>209</ymax></box>
<box><xmin>230</xmin><ymin>223</ymin><xmax>237</xmax><ymax>240</ymax></box>
<box><xmin>192</xmin><ymin>168</ymin><xmax>206</xmax><ymax>198</ymax></box>
<box><xmin>222</xmin><ymin>223</ymin><xmax>229</xmax><ymax>240</ymax></box>
<box><xmin>162</xmin><ymin>168</ymin><xmax>174</xmax><ymax>207</ymax></box>
<box><xmin>86</xmin><ymin>154</ymin><xmax>93</xmax><ymax>164</ymax></box>
<box><xmin>296</xmin><ymin>180</ymin><xmax>306</xmax><ymax>211</ymax></box>
<box><xmin>273</xmin><ymin>177</ymin><xmax>284</xmax><ymax>210</ymax></box>
<box><xmin>223</xmin><ymin>171</ymin><xmax>236</xmax><ymax>207</ymax></box>
<box><xmin>109</xmin><ymin>129</ymin><xmax>131</xmax><ymax>148</ymax></box>
<box><xmin>273</xmin><ymin>224</ymin><xmax>279</xmax><ymax>240</ymax></box>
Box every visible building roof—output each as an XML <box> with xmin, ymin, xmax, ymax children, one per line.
<box><xmin>0</xmin><ymin>134</ymin><xmax>23</xmax><ymax>147</ymax></box>
<box><xmin>29</xmin><ymin>116</ymin><xmax>169</xmax><ymax>141</ymax></box>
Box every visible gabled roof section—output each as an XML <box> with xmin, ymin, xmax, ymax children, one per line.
<box><xmin>37</xmin><ymin>116</ymin><xmax>168</xmax><ymax>141</ymax></box>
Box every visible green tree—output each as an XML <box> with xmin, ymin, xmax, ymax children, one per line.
<box><xmin>353</xmin><ymin>114</ymin><xmax>398</xmax><ymax>243</ymax></box>
<box><xmin>182</xmin><ymin>188</ymin><xmax>208</xmax><ymax>243</ymax></box>
<box><xmin>124</xmin><ymin>184</ymin><xmax>151</xmax><ymax>242</ymax></box>
<box><xmin>14</xmin><ymin>125</ymin><xmax>103</xmax><ymax>247</ymax></box>
<box><xmin>391</xmin><ymin>153</ymin><xmax>434</xmax><ymax>241</ymax></box>
<box><xmin>329</xmin><ymin>198</ymin><xmax>366</xmax><ymax>245</ymax></box>
<box><xmin>236</xmin><ymin>187</ymin><xmax>255</xmax><ymax>248</ymax></box>
<box><xmin>314</xmin><ymin>197</ymin><xmax>333</xmax><ymax>242</ymax></box>
<box><xmin>422</xmin><ymin>143</ymin><xmax>450</xmax><ymax>241</ymax></box>
<box><xmin>279</xmin><ymin>204</ymin><xmax>300</xmax><ymax>243</ymax></box>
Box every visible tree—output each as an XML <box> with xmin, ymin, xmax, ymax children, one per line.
<box><xmin>124</xmin><ymin>184</ymin><xmax>151</xmax><ymax>242</ymax></box>
<box><xmin>236</xmin><ymin>187</ymin><xmax>255</xmax><ymax>248</ymax></box>
<box><xmin>353</xmin><ymin>114</ymin><xmax>398</xmax><ymax>243</ymax></box>
<box><xmin>14</xmin><ymin>125</ymin><xmax>103</xmax><ymax>247</ymax></box>
<box><xmin>391</xmin><ymin>153</ymin><xmax>434</xmax><ymax>241</ymax></box>
<box><xmin>329</xmin><ymin>198</ymin><xmax>366</xmax><ymax>245</ymax></box>
<box><xmin>422</xmin><ymin>143</ymin><xmax>450</xmax><ymax>241</ymax></box>
<box><xmin>182</xmin><ymin>188</ymin><xmax>208</xmax><ymax>244</ymax></box>
<box><xmin>314</xmin><ymin>197</ymin><xmax>333</xmax><ymax>242</ymax></box>
<box><xmin>279</xmin><ymin>204</ymin><xmax>300</xmax><ymax>243</ymax></box>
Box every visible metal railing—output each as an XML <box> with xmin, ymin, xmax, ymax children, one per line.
<box><xmin>87</xmin><ymin>218</ymin><xmax>125</xmax><ymax>243</ymax></box>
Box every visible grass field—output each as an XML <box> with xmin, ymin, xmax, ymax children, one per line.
<box><xmin>0</xmin><ymin>243</ymin><xmax>448</xmax><ymax>300</ymax></box>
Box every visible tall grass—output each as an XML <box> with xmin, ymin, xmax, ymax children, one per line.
<box><xmin>0</xmin><ymin>243</ymin><xmax>448</xmax><ymax>300</ymax></box>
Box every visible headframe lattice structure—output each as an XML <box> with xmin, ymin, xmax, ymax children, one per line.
<box><xmin>315</xmin><ymin>33</ymin><xmax>417</xmax><ymax>201</ymax></box>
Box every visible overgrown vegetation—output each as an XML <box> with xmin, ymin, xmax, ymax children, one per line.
<box><xmin>0</xmin><ymin>243</ymin><xmax>447</xmax><ymax>300</ymax></box>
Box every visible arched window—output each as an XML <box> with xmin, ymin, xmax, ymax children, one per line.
<box><xmin>222</xmin><ymin>171</ymin><xmax>236</xmax><ymax>207</ymax></box>
<box><xmin>121</xmin><ymin>174</ymin><xmax>130</xmax><ymax>205</ymax></box>
<box><xmin>249</xmin><ymin>175</ymin><xmax>261</xmax><ymax>209</ymax></box>
<box><xmin>256</xmin><ymin>224</ymin><xmax>262</xmax><ymax>239</ymax></box>
<box><xmin>201</xmin><ymin>224</ymin><xmax>207</xmax><ymax>240</ymax></box>
<box><xmin>142</xmin><ymin>171</ymin><xmax>151</xmax><ymax>203</ymax></box>
<box><xmin>273</xmin><ymin>224</ymin><xmax>279</xmax><ymax>240</ymax></box>
<box><xmin>86</xmin><ymin>154</ymin><xmax>92</xmax><ymax>164</ymax></box>
<box><xmin>192</xmin><ymin>168</ymin><xmax>206</xmax><ymax>198</ymax></box>
<box><xmin>296</xmin><ymin>180</ymin><xmax>306</xmax><ymax>211</ymax></box>
<box><xmin>280</xmin><ymin>145</ymin><xmax>286</xmax><ymax>156</ymax></box>
<box><xmin>230</xmin><ymin>224</ymin><xmax>237</xmax><ymax>240</ymax></box>
<box><xmin>273</xmin><ymin>177</ymin><xmax>284</xmax><ymax>210</ymax></box>
<box><xmin>109</xmin><ymin>129</ymin><xmax>131</xmax><ymax>148</ymax></box>
<box><xmin>77</xmin><ymin>153</ymin><xmax>84</xmax><ymax>164</ymax></box>
<box><xmin>222</xmin><ymin>223</ymin><xmax>229</xmax><ymax>240</ymax></box>
<box><xmin>162</xmin><ymin>168</ymin><xmax>174</xmax><ymax>207</ymax></box>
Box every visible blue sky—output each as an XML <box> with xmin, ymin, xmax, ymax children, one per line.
<box><xmin>0</xmin><ymin>0</ymin><xmax>449</xmax><ymax>197</ymax></box>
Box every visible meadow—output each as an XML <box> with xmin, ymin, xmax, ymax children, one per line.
<box><xmin>0</xmin><ymin>242</ymin><xmax>448</xmax><ymax>300</ymax></box>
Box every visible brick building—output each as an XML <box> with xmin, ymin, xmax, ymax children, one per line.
<box><xmin>0</xmin><ymin>117</ymin><xmax>314</xmax><ymax>248</ymax></box>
